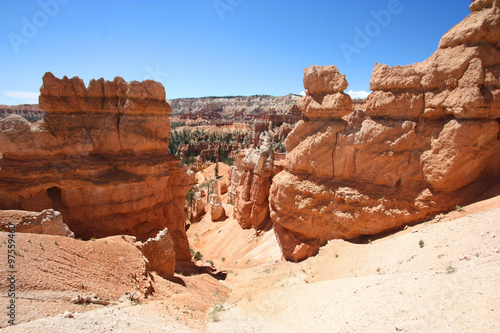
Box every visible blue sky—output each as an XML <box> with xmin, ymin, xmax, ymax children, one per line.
<box><xmin>0</xmin><ymin>0</ymin><xmax>471</xmax><ymax>104</ymax></box>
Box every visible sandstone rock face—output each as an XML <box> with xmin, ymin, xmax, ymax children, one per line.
<box><xmin>178</xmin><ymin>141</ymin><xmax>246</xmax><ymax>163</ymax></box>
<box><xmin>269</xmin><ymin>2</ymin><xmax>500</xmax><ymax>262</ymax></box>
<box><xmin>210</xmin><ymin>194</ymin><xmax>227</xmax><ymax>221</ymax></box>
<box><xmin>234</xmin><ymin>135</ymin><xmax>280</xmax><ymax>231</ymax></box>
<box><xmin>192</xmin><ymin>189</ymin><xmax>207</xmax><ymax>221</ymax></box>
<box><xmin>138</xmin><ymin>228</ymin><xmax>176</xmax><ymax>278</ymax></box>
<box><xmin>0</xmin><ymin>73</ymin><xmax>194</xmax><ymax>261</ymax></box>
<box><xmin>210</xmin><ymin>179</ymin><xmax>227</xmax><ymax>221</ymax></box>
<box><xmin>0</xmin><ymin>209</ymin><xmax>74</xmax><ymax>237</ymax></box>
<box><xmin>228</xmin><ymin>151</ymin><xmax>246</xmax><ymax>204</ymax></box>
<box><xmin>299</xmin><ymin>65</ymin><xmax>353</xmax><ymax>119</ymax></box>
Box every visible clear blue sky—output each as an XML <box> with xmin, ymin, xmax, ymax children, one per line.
<box><xmin>0</xmin><ymin>0</ymin><xmax>471</xmax><ymax>104</ymax></box>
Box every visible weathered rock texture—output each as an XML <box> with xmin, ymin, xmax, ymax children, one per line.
<box><xmin>178</xmin><ymin>141</ymin><xmax>246</xmax><ymax>162</ymax></box>
<box><xmin>228</xmin><ymin>151</ymin><xmax>246</xmax><ymax>205</ymax></box>
<box><xmin>0</xmin><ymin>209</ymin><xmax>74</xmax><ymax>237</ymax></box>
<box><xmin>138</xmin><ymin>228</ymin><xmax>176</xmax><ymax>278</ymax></box>
<box><xmin>0</xmin><ymin>73</ymin><xmax>194</xmax><ymax>260</ymax></box>
<box><xmin>210</xmin><ymin>194</ymin><xmax>227</xmax><ymax>221</ymax></box>
<box><xmin>234</xmin><ymin>135</ymin><xmax>284</xmax><ymax>231</ymax></box>
<box><xmin>270</xmin><ymin>1</ymin><xmax>500</xmax><ymax>262</ymax></box>
<box><xmin>209</xmin><ymin>179</ymin><xmax>227</xmax><ymax>221</ymax></box>
<box><xmin>192</xmin><ymin>189</ymin><xmax>207</xmax><ymax>221</ymax></box>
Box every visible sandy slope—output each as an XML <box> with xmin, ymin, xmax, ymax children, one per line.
<box><xmin>1</xmin><ymin>176</ymin><xmax>499</xmax><ymax>332</ymax></box>
<box><xmin>206</xmin><ymin>198</ymin><xmax>500</xmax><ymax>332</ymax></box>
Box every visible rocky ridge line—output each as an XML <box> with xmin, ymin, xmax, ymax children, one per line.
<box><xmin>0</xmin><ymin>73</ymin><xmax>194</xmax><ymax>260</ymax></box>
<box><xmin>269</xmin><ymin>0</ymin><xmax>500</xmax><ymax>262</ymax></box>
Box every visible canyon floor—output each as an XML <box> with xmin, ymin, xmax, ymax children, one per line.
<box><xmin>1</xmin><ymin>165</ymin><xmax>499</xmax><ymax>332</ymax></box>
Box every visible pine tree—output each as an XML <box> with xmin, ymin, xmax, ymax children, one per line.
<box><xmin>186</xmin><ymin>187</ymin><xmax>196</xmax><ymax>221</ymax></box>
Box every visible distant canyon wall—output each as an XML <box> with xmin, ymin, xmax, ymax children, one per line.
<box><xmin>0</xmin><ymin>104</ymin><xmax>44</xmax><ymax>122</ymax></box>
<box><xmin>0</xmin><ymin>73</ymin><xmax>194</xmax><ymax>260</ymax></box>
<box><xmin>169</xmin><ymin>95</ymin><xmax>302</xmax><ymax>125</ymax></box>
<box><xmin>269</xmin><ymin>0</ymin><xmax>500</xmax><ymax>262</ymax></box>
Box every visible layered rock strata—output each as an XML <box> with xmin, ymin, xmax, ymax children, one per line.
<box><xmin>0</xmin><ymin>209</ymin><xmax>74</xmax><ymax>237</ymax></box>
<box><xmin>178</xmin><ymin>141</ymin><xmax>246</xmax><ymax>162</ymax></box>
<box><xmin>0</xmin><ymin>73</ymin><xmax>194</xmax><ymax>260</ymax></box>
<box><xmin>269</xmin><ymin>1</ymin><xmax>500</xmax><ymax>262</ymax></box>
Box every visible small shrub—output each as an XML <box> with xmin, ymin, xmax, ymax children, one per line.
<box><xmin>446</xmin><ymin>265</ymin><xmax>457</xmax><ymax>274</ymax></box>
<box><xmin>208</xmin><ymin>304</ymin><xmax>224</xmax><ymax>322</ymax></box>
<box><xmin>455</xmin><ymin>205</ymin><xmax>464</xmax><ymax>212</ymax></box>
<box><xmin>207</xmin><ymin>259</ymin><xmax>214</xmax><ymax>266</ymax></box>
<box><xmin>221</xmin><ymin>257</ymin><xmax>226</xmax><ymax>262</ymax></box>
<box><xmin>419</xmin><ymin>239</ymin><xmax>425</xmax><ymax>248</ymax></box>
<box><xmin>194</xmin><ymin>251</ymin><xmax>203</xmax><ymax>261</ymax></box>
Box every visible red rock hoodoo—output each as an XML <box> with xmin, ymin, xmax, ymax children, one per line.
<box><xmin>234</xmin><ymin>135</ymin><xmax>276</xmax><ymax>231</ymax></box>
<box><xmin>269</xmin><ymin>0</ymin><xmax>500</xmax><ymax>262</ymax></box>
<box><xmin>0</xmin><ymin>73</ymin><xmax>194</xmax><ymax>260</ymax></box>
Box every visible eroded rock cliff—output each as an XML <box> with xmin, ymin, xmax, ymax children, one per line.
<box><xmin>234</xmin><ymin>134</ymin><xmax>285</xmax><ymax>231</ymax></box>
<box><xmin>0</xmin><ymin>73</ymin><xmax>194</xmax><ymax>260</ymax></box>
<box><xmin>269</xmin><ymin>0</ymin><xmax>500</xmax><ymax>262</ymax></box>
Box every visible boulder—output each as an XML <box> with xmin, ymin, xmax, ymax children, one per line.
<box><xmin>210</xmin><ymin>180</ymin><xmax>227</xmax><ymax>221</ymax></box>
<box><xmin>210</xmin><ymin>193</ymin><xmax>227</xmax><ymax>221</ymax></box>
<box><xmin>303</xmin><ymin>65</ymin><xmax>349</xmax><ymax>94</ymax></box>
<box><xmin>138</xmin><ymin>228</ymin><xmax>176</xmax><ymax>278</ymax></box>
<box><xmin>299</xmin><ymin>66</ymin><xmax>353</xmax><ymax>119</ymax></box>
<box><xmin>0</xmin><ymin>209</ymin><xmax>74</xmax><ymax>237</ymax></box>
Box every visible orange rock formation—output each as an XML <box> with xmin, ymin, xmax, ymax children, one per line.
<box><xmin>234</xmin><ymin>134</ymin><xmax>284</xmax><ymax>231</ymax></box>
<box><xmin>0</xmin><ymin>209</ymin><xmax>74</xmax><ymax>238</ymax></box>
<box><xmin>0</xmin><ymin>73</ymin><xmax>194</xmax><ymax>260</ymax></box>
<box><xmin>138</xmin><ymin>227</ymin><xmax>176</xmax><ymax>278</ymax></box>
<box><xmin>269</xmin><ymin>0</ymin><xmax>500</xmax><ymax>262</ymax></box>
